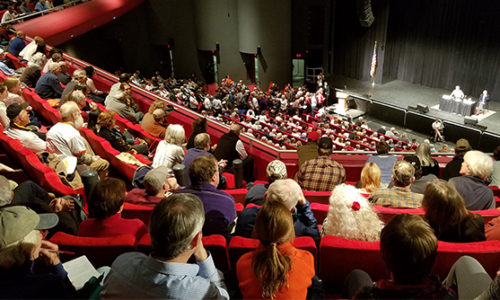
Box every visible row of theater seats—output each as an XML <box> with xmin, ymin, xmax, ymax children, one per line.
<box><xmin>49</xmin><ymin>231</ymin><xmax>500</xmax><ymax>292</ymax></box>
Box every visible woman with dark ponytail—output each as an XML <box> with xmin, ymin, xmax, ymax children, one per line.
<box><xmin>236</xmin><ymin>200</ymin><xmax>315</xmax><ymax>299</ymax></box>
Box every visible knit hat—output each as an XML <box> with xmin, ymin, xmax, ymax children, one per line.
<box><xmin>0</xmin><ymin>206</ymin><xmax>58</xmax><ymax>247</ymax></box>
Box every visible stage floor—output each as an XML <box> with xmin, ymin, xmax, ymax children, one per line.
<box><xmin>330</xmin><ymin>75</ymin><xmax>500</xmax><ymax>136</ymax></box>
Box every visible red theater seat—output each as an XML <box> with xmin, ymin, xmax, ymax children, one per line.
<box><xmin>372</xmin><ymin>206</ymin><xmax>425</xmax><ymax>224</ymax></box>
<box><xmin>122</xmin><ymin>202</ymin><xmax>154</xmax><ymax>227</ymax></box>
<box><xmin>136</xmin><ymin>234</ymin><xmax>230</xmax><ymax>271</ymax></box>
<box><xmin>319</xmin><ymin>235</ymin><xmax>386</xmax><ymax>291</ymax></box>
<box><xmin>49</xmin><ymin>232</ymin><xmax>136</xmax><ymax>267</ymax></box>
<box><xmin>303</xmin><ymin>190</ymin><xmax>331</xmax><ymax>205</ymax></box>
<box><xmin>310</xmin><ymin>202</ymin><xmax>328</xmax><ymax>224</ymax></box>
<box><xmin>228</xmin><ymin>236</ymin><xmax>316</xmax><ymax>270</ymax></box>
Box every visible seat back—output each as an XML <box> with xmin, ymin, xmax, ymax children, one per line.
<box><xmin>0</xmin><ymin>131</ymin><xmax>82</xmax><ymax>196</ymax></box>
<box><xmin>122</xmin><ymin>202</ymin><xmax>154</xmax><ymax>227</ymax></box>
<box><xmin>310</xmin><ymin>202</ymin><xmax>328</xmax><ymax>224</ymax></box>
<box><xmin>49</xmin><ymin>232</ymin><xmax>136</xmax><ymax>268</ymax></box>
<box><xmin>228</xmin><ymin>236</ymin><xmax>317</xmax><ymax>270</ymax></box>
<box><xmin>303</xmin><ymin>191</ymin><xmax>332</xmax><ymax>205</ymax></box>
<box><xmin>372</xmin><ymin>206</ymin><xmax>425</xmax><ymax>223</ymax></box>
<box><xmin>433</xmin><ymin>240</ymin><xmax>500</xmax><ymax>279</ymax></box>
<box><xmin>318</xmin><ymin>235</ymin><xmax>387</xmax><ymax>291</ymax></box>
<box><xmin>136</xmin><ymin>234</ymin><xmax>230</xmax><ymax>271</ymax></box>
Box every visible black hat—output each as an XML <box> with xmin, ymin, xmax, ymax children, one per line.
<box><xmin>6</xmin><ymin>102</ymin><xmax>29</xmax><ymax>120</ymax></box>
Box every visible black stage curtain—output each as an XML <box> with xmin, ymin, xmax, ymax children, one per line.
<box><xmin>384</xmin><ymin>0</ymin><xmax>500</xmax><ymax>101</ymax></box>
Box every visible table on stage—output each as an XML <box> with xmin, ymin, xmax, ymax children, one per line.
<box><xmin>440</xmin><ymin>95</ymin><xmax>477</xmax><ymax>116</ymax></box>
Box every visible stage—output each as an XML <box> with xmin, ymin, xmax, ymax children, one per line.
<box><xmin>329</xmin><ymin>75</ymin><xmax>500</xmax><ymax>151</ymax></box>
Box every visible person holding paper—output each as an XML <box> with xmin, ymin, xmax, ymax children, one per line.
<box><xmin>0</xmin><ymin>206</ymin><xmax>77</xmax><ymax>298</ymax></box>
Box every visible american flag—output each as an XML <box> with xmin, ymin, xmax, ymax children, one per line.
<box><xmin>370</xmin><ymin>41</ymin><xmax>377</xmax><ymax>79</ymax></box>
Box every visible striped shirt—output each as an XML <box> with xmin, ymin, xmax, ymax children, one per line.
<box><xmin>370</xmin><ymin>187</ymin><xmax>423</xmax><ymax>208</ymax></box>
<box><xmin>297</xmin><ymin>156</ymin><xmax>346</xmax><ymax>191</ymax></box>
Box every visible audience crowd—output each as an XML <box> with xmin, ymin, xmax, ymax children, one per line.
<box><xmin>1</xmin><ymin>27</ymin><xmax>500</xmax><ymax>299</ymax></box>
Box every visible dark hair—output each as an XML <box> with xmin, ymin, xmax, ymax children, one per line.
<box><xmin>376</xmin><ymin>141</ymin><xmax>390</xmax><ymax>155</ymax></box>
<box><xmin>252</xmin><ymin>201</ymin><xmax>294</xmax><ymax>298</ymax></box>
<box><xmin>494</xmin><ymin>145</ymin><xmax>500</xmax><ymax>161</ymax></box>
<box><xmin>88</xmin><ymin>177</ymin><xmax>126</xmax><ymax>220</ymax></box>
<box><xmin>381</xmin><ymin>214</ymin><xmax>437</xmax><ymax>285</ymax></box>
<box><xmin>192</xmin><ymin>117</ymin><xmax>207</xmax><ymax>133</ymax></box>
<box><xmin>189</xmin><ymin>155</ymin><xmax>217</xmax><ymax>185</ymax></box>
<box><xmin>84</xmin><ymin>66</ymin><xmax>95</xmax><ymax>77</ymax></box>
<box><xmin>149</xmin><ymin>194</ymin><xmax>205</xmax><ymax>260</ymax></box>
<box><xmin>119</xmin><ymin>73</ymin><xmax>130</xmax><ymax>83</ymax></box>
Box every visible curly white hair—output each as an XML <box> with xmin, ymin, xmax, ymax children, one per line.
<box><xmin>322</xmin><ymin>184</ymin><xmax>383</xmax><ymax>241</ymax></box>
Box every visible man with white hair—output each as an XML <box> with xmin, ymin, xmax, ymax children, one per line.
<box><xmin>101</xmin><ymin>194</ymin><xmax>229</xmax><ymax>299</ymax></box>
<box><xmin>235</xmin><ymin>178</ymin><xmax>320</xmax><ymax>240</ymax></box>
<box><xmin>106</xmin><ymin>83</ymin><xmax>143</xmax><ymax>123</ymax></box>
<box><xmin>60</xmin><ymin>69</ymin><xmax>87</xmax><ymax>104</ymax></box>
<box><xmin>449</xmin><ymin>150</ymin><xmax>494</xmax><ymax>210</ymax></box>
<box><xmin>47</xmin><ymin>102</ymin><xmax>109</xmax><ymax>177</ymax></box>
<box><xmin>34</xmin><ymin>62</ymin><xmax>63</xmax><ymax>99</ymax></box>
<box><xmin>244</xmin><ymin>160</ymin><xmax>287</xmax><ymax>206</ymax></box>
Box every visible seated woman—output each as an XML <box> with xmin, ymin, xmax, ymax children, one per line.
<box><xmin>95</xmin><ymin>111</ymin><xmax>149</xmax><ymax>155</ymax></box>
<box><xmin>423</xmin><ymin>179</ymin><xmax>485</xmax><ymax>243</ymax></box>
<box><xmin>237</xmin><ymin>200</ymin><xmax>315</xmax><ymax>299</ymax></box>
<box><xmin>78</xmin><ymin>177</ymin><xmax>148</xmax><ymax>240</ymax></box>
<box><xmin>141</xmin><ymin>100</ymin><xmax>170</xmax><ymax>139</ymax></box>
<box><xmin>152</xmin><ymin>124</ymin><xmax>185</xmax><ymax>172</ymax></box>
<box><xmin>186</xmin><ymin>117</ymin><xmax>208</xmax><ymax>149</ymax></box>
<box><xmin>359</xmin><ymin>162</ymin><xmax>381</xmax><ymax>197</ymax></box>
<box><xmin>4</xmin><ymin>76</ymin><xmax>40</xmax><ymax>128</ymax></box>
<box><xmin>322</xmin><ymin>184</ymin><xmax>384</xmax><ymax>241</ymax></box>
<box><xmin>416</xmin><ymin>142</ymin><xmax>439</xmax><ymax>177</ymax></box>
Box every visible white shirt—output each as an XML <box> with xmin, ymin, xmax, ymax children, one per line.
<box><xmin>0</xmin><ymin>102</ymin><xmax>9</xmax><ymax>128</ymax></box>
<box><xmin>4</xmin><ymin>126</ymin><xmax>46</xmax><ymax>152</ymax></box>
<box><xmin>450</xmin><ymin>89</ymin><xmax>464</xmax><ymax>99</ymax></box>
<box><xmin>46</xmin><ymin>122</ymin><xmax>87</xmax><ymax>159</ymax></box>
<box><xmin>211</xmin><ymin>98</ymin><xmax>222</xmax><ymax>110</ymax></box>
<box><xmin>203</xmin><ymin>97</ymin><xmax>212</xmax><ymax>110</ymax></box>
<box><xmin>235</xmin><ymin>140</ymin><xmax>248</xmax><ymax>159</ymax></box>
<box><xmin>152</xmin><ymin>141</ymin><xmax>184</xmax><ymax>172</ymax></box>
<box><xmin>1</xmin><ymin>10</ymin><xmax>16</xmax><ymax>24</ymax></box>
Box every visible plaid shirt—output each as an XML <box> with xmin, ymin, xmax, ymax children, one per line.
<box><xmin>370</xmin><ymin>186</ymin><xmax>423</xmax><ymax>208</ymax></box>
<box><xmin>297</xmin><ymin>156</ymin><xmax>346</xmax><ymax>191</ymax></box>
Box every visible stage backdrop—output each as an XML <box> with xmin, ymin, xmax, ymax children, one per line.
<box><xmin>333</xmin><ymin>0</ymin><xmax>500</xmax><ymax>102</ymax></box>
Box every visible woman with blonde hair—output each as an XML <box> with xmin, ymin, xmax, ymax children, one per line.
<box><xmin>360</xmin><ymin>162</ymin><xmax>381</xmax><ymax>197</ymax></box>
<box><xmin>322</xmin><ymin>184</ymin><xmax>384</xmax><ymax>241</ymax></box>
<box><xmin>423</xmin><ymin>179</ymin><xmax>485</xmax><ymax>242</ymax></box>
<box><xmin>237</xmin><ymin>200</ymin><xmax>315</xmax><ymax>299</ymax></box>
<box><xmin>152</xmin><ymin>124</ymin><xmax>185</xmax><ymax>171</ymax></box>
<box><xmin>416</xmin><ymin>142</ymin><xmax>439</xmax><ymax>177</ymax></box>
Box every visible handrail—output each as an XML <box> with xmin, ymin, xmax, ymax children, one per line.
<box><xmin>2</xmin><ymin>0</ymin><xmax>85</xmax><ymax>26</ymax></box>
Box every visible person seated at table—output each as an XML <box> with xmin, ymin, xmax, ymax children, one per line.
<box><xmin>95</xmin><ymin>111</ymin><xmax>149</xmax><ymax>155</ymax></box>
<box><xmin>450</xmin><ymin>85</ymin><xmax>465</xmax><ymax>100</ymax></box>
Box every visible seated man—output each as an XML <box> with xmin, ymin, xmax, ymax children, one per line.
<box><xmin>297</xmin><ymin>131</ymin><xmax>319</xmax><ymax>167</ymax></box>
<box><xmin>8</xmin><ymin>31</ymin><xmax>25</xmax><ymax>57</ymax></box>
<box><xmin>101</xmin><ymin>194</ymin><xmax>229</xmax><ymax>299</ymax></box>
<box><xmin>346</xmin><ymin>214</ymin><xmax>456</xmax><ymax>298</ymax></box>
<box><xmin>125</xmin><ymin>166</ymin><xmax>179</xmax><ymax>206</ymax></box>
<box><xmin>34</xmin><ymin>62</ymin><xmax>64</xmax><ymax>99</ymax></box>
<box><xmin>0</xmin><ymin>206</ymin><xmax>77</xmax><ymax>298</ymax></box>
<box><xmin>105</xmin><ymin>83</ymin><xmax>143</xmax><ymax>123</ymax></box>
<box><xmin>442</xmin><ymin>138</ymin><xmax>472</xmax><ymax>181</ymax></box>
<box><xmin>60</xmin><ymin>69</ymin><xmax>87</xmax><ymax>102</ymax></box>
<box><xmin>244</xmin><ymin>160</ymin><xmax>287</xmax><ymax>206</ymax></box>
<box><xmin>235</xmin><ymin>178</ymin><xmax>320</xmax><ymax>241</ymax></box>
<box><xmin>4</xmin><ymin>103</ymin><xmax>46</xmax><ymax>153</ymax></box>
<box><xmin>47</xmin><ymin>102</ymin><xmax>109</xmax><ymax>178</ymax></box>
<box><xmin>388</xmin><ymin>155</ymin><xmax>437</xmax><ymax>194</ymax></box>
<box><xmin>175</xmin><ymin>154</ymin><xmax>236</xmax><ymax>237</ymax></box>
<box><xmin>297</xmin><ymin>137</ymin><xmax>346</xmax><ymax>191</ymax></box>
<box><xmin>214</xmin><ymin>123</ymin><xmax>254</xmax><ymax>184</ymax></box>
<box><xmin>369</xmin><ymin>160</ymin><xmax>423</xmax><ymax>208</ymax></box>
<box><xmin>449</xmin><ymin>150</ymin><xmax>494</xmax><ymax>210</ymax></box>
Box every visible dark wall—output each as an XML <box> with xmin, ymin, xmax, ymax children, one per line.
<box><xmin>384</xmin><ymin>0</ymin><xmax>500</xmax><ymax>101</ymax></box>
